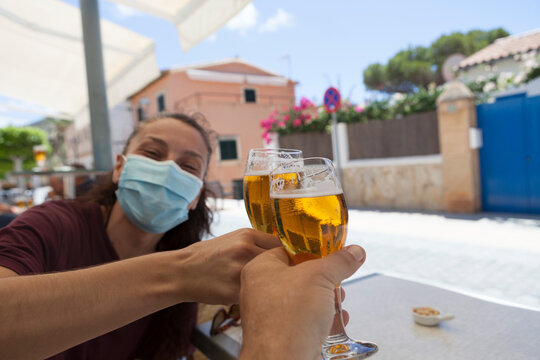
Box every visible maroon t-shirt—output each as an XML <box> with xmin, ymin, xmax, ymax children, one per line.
<box><xmin>0</xmin><ymin>200</ymin><xmax>153</xmax><ymax>360</ymax></box>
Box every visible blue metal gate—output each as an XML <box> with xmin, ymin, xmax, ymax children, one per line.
<box><xmin>477</xmin><ymin>93</ymin><xmax>540</xmax><ymax>214</ymax></box>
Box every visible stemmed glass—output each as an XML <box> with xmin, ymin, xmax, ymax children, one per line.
<box><xmin>269</xmin><ymin>157</ymin><xmax>378</xmax><ymax>359</ymax></box>
<box><xmin>243</xmin><ymin>148</ymin><xmax>302</xmax><ymax>234</ymax></box>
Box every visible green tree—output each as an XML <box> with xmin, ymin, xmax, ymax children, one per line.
<box><xmin>363</xmin><ymin>63</ymin><xmax>387</xmax><ymax>91</ymax></box>
<box><xmin>386</xmin><ymin>46</ymin><xmax>434</xmax><ymax>92</ymax></box>
<box><xmin>0</xmin><ymin>126</ymin><xmax>50</xmax><ymax>174</ymax></box>
<box><xmin>364</xmin><ymin>28</ymin><xmax>509</xmax><ymax>93</ymax></box>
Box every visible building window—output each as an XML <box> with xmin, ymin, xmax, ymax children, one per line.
<box><xmin>219</xmin><ymin>138</ymin><xmax>238</xmax><ymax>161</ymax></box>
<box><xmin>244</xmin><ymin>88</ymin><xmax>256</xmax><ymax>103</ymax></box>
<box><xmin>157</xmin><ymin>93</ymin><xmax>166</xmax><ymax>112</ymax></box>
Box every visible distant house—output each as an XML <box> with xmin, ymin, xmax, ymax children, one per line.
<box><xmin>456</xmin><ymin>29</ymin><xmax>540</xmax><ymax>84</ymax></box>
<box><xmin>128</xmin><ymin>58</ymin><xmax>296</xmax><ymax>190</ymax></box>
<box><xmin>64</xmin><ymin>58</ymin><xmax>296</xmax><ymax>189</ymax></box>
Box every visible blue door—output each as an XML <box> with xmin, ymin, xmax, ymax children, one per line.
<box><xmin>477</xmin><ymin>93</ymin><xmax>540</xmax><ymax>214</ymax></box>
<box><xmin>525</xmin><ymin>95</ymin><xmax>540</xmax><ymax>211</ymax></box>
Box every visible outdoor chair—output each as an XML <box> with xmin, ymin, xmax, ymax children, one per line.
<box><xmin>206</xmin><ymin>181</ymin><xmax>234</xmax><ymax>209</ymax></box>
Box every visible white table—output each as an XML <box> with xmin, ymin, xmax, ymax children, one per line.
<box><xmin>192</xmin><ymin>274</ymin><xmax>540</xmax><ymax>359</ymax></box>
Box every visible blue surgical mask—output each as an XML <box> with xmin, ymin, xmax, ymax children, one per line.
<box><xmin>115</xmin><ymin>154</ymin><xmax>203</xmax><ymax>234</ymax></box>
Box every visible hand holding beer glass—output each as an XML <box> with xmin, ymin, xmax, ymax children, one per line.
<box><xmin>270</xmin><ymin>157</ymin><xmax>378</xmax><ymax>359</ymax></box>
<box><xmin>243</xmin><ymin>148</ymin><xmax>302</xmax><ymax>234</ymax></box>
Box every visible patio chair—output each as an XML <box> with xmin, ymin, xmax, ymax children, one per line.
<box><xmin>206</xmin><ymin>181</ymin><xmax>234</xmax><ymax>209</ymax></box>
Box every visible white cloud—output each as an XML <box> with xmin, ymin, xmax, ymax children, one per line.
<box><xmin>112</xmin><ymin>4</ymin><xmax>142</xmax><ymax>19</ymax></box>
<box><xmin>206</xmin><ymin>33</ymin><xmax>218</xmax><ymax>43</ymax></box>
<box><xmin>259</xmin><ymin>9</ymin><xmax>294</xmax><ymax>33</ymax></box>
<box><xmin>225</xmin><ymin>3</ymin><xmax>258</xmax><ymax>35</ymax></box>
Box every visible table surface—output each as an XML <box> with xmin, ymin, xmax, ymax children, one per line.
<box><xmin>192</xmin><ymin>273</ymin><xmax>540</xmax><ymax>360</ymax></box>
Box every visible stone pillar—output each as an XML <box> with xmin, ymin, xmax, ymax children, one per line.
<box><xmin>436</xmin><ymin>81</ymin><xmax>481</xmax><ymax>213</ymax></box>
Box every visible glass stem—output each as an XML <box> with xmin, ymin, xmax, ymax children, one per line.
<box><xmin>325</xmin><ymin>285</ymin><xmax>350</xmax><ymax>343</ymax></box>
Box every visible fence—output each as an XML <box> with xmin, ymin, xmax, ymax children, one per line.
<box><xmin>347</xmin><ymin>111</ymin><xmax>439</xmax><ymax>159</ymax></box>
<box><xmin>277</xmin><ymin>110</ymin><xmax>444</xmax><ymax>212</ymax></box>
<box><xmin>278</xmin><ymin>132</ymin><xmax>333</xmax><ymax>159</ymax></box>
<box><xmin>278</xmin><ymin>111</ymin><xmax>439</xmax><ymax>162</ymax></box>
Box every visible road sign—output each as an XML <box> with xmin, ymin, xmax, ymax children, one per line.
<box><xmin>324</xmin><ymin>87</ymin><xmax>341</xmax><ymax>113</ymax></box>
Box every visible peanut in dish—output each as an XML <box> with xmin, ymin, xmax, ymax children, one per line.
<box><xmin>412</xmin><ymin>307</ymin><xmax>440</xmax><ymax>316</ymax></box>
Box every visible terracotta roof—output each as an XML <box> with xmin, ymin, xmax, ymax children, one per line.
<box><xmin>170</xmin><ymin>57</ymin><xmax>281</xmax><ymax>77</ymax></box>
<box><xmin>458</xmin><ymin>29</ymin><xmax>540</xmax><ymax>69</ymax></box>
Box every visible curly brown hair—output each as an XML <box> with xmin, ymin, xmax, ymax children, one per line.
<box><xmin>79</xmin><ymin>112</ymin><xmax>215</xmax><ymax>359</ymax></box>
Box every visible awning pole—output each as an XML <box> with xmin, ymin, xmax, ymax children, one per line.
<box><xmin>80</xmin><ymin>0</ymin><xmax>113</xmax><ymax>171</ymax></box>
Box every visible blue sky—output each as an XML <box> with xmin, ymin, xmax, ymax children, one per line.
<box><xmin>1</xmin><ymin>0</ymin><xmax>539</xmax><ymax>126</ymax></box>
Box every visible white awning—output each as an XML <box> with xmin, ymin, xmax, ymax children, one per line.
<box><xmin>110</xmin><ymin>0</ymin><xmax>251</xmax><ymax>51</ymax></box>
<box><xmin>0</xmin><ymin>0</ymin><xmax>160</xmax><ymax>118</ymax></box>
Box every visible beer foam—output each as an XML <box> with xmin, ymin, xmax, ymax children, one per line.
<box><xmin>244</xmin><ymin>170</ymin><xmax>271</xmax><ymax>176</ymax></box>
<box><xmin>272</xmin><ymin>181</ymin><xmax>342</xmax><ymax>198</ymax></box>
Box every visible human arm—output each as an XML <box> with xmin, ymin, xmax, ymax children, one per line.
<box><xmin>239</xmin><ymin>245</ymin><xmax>366</xmax><ymax>360</ymax></box>
<box><xmin>0</xmin><ymin>202</ymin><xmax>23</xmax><ymax>214</ymax></box>
<box><xmin>0</xmin><ymin>228</ymin><xmax>280</xmax><ymax>360</ymax></box>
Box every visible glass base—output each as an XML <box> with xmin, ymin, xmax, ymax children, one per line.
<box><xmin>322</xmin><ymin>335</ymin><xmax>378</xmax><ymax>359</ymax></box>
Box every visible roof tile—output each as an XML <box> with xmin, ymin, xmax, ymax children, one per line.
<box><xmin>459</xmin><ymin>29</ymin><xmax>540</xmax><ymax>68</ymax></box>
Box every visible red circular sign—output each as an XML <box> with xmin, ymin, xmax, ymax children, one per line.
<box><xmin>323</xmin><ymin>87</ymin><xmax>341</xmax><ymax>113</ymax></box>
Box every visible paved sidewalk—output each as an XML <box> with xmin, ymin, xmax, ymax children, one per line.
<box><xmin>209</xmin><ymin>200</ymin><xmax>540</xmax><ymax>310</ymax></box>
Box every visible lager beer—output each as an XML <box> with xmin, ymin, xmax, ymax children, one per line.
<box><xmin>272</xmin><ymin>191</ymin><xmax>348</xmax><ymax>264</ymax></box>
<box><xmin>243</xmin><ymin>172</ymin><xmax>273</xmax><ymax>233</ymax></box>
<box><xmin>269</xmin><ymin>157</ymin><xmax>378</xmax><ymax>358</ymax></box>
<box><xmin>243</xmin><ymin>148</ymin><xmax>302</xmax><ymax>234</ymax></box>
<box><xmin>33</xmin><ymin>145</ymin><xmax>47</xmax><ymax>168</ymax></box>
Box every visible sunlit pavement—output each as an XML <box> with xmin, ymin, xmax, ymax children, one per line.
<box><xmin>209</xmin><ymin>199</ymin><xmax>540</xmax><ymax>311</ymax></box>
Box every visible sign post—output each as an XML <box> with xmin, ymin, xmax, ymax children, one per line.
<box><xmin>324</xmin><ymin>87</ymin><xmax>343</xmax><ymax>184</ymax></box>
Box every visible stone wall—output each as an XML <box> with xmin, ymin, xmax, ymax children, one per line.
<box><xmin>342</xmin><ymin>157</ymin><xmax>444</xmax><ymax>212</ymax></box>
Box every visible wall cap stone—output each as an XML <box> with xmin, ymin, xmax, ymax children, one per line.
<box><xmin>437</xmin><ymin>80</ymin><xmax>474</xmax><ymax>105</ymax></box>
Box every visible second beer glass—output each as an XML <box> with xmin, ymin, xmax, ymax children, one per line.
<box><xmin>270</xmin><ymin>157</ymin><xmax>378</xmax><ymax>359</ymax></box>
<box><xmin>243</xmin><ymin>148</ymin><xmax>302</xmax><ymax>234</ymax></box>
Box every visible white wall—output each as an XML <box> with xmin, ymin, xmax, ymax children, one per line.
<box><xmin>109</xmin><ymin>101</ymin><xmax>135</xmax><ymax>157</ymax></box>
<box><xmin>64</xmin><ymin>101</ymin><xmax>135</xmax><ymax>169</ymax></box>
<box><xmin>458</xmin><ymin>58</ymin><xmax>521</xmax><ymax>83</ymax></box>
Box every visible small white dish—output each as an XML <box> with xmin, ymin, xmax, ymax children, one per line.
<box><xmin>412</xmin><ymin>307</ymin><xmax>454</xmax><ymax>327</ymax></box>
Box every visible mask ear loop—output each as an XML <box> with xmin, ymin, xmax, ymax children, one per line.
<box><xmin>105</xmin><ymin>154</ymin><xmax>127</xmax><ymax>229</ymax></box>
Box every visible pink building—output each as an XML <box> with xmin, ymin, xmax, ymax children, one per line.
<box><xmin>128</xmin><ymin>58</ymin><xmax>296</xmax><ymax>191</ymax></box>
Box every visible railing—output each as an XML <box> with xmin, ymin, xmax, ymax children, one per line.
<box><xmin>174</xmin><ymin>92</ymin><xmax>292</xmax><ymax>110</ymax></box>
<box><xmin>8</xmin><ymin>169</ymin><xmax>110</xmax><ymax>199</ymax></box>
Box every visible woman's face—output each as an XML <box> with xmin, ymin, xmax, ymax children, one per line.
<box><xmin>113</xmin><ymin>118</ymin><xmax>210</xmax><ymax>209</ymax></box>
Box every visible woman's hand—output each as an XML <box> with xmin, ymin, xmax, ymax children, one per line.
<box><xmin>174</xmin><ymin>228</ymin><xmax>281</xmax><ymax>304</ymax></box>
<box><xmin>239</xmin><ymin>245</ymin><xmax>366</xmax><ymax>360</ymax></box>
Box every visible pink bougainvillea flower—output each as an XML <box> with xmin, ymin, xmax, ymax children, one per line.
<box><xmin>283</xmin><ymin>115</ymin><xmax>290</xmax><ymax>121</ymax></box>
<box><xmin>299</xmin><ymin>97</ymin><xmax>315</xmax><ymax>109</ymax></box>
<box><xmin>293</xmin><ymin>118</ymin><xmax>302</xmax><ymax>127</ymax></box>
<box><xmin>277</xmin><ymin>121</ymin><xmax>286</xmax><ymax>128</ymax></box>
<box><xmin>262</xmin><ymin>132</ymin><xmax>273</xmax><ymax>144</ymax></box>
<box><xmin>260</xmin><ymin>118</ymin><xmax>275</xmax><ymax>130</ymax></box>
<box><xmin>354</xmin><ymin>105</ymin><xmax>364</xmax><ymax>113</ymax></box>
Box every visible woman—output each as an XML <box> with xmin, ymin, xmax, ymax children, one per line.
<box><xmin>0</xmin><ymin>113</ymin><xmax>280</xmax><ymax>360</ymax></box>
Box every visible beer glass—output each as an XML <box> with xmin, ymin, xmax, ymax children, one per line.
<box><xmin>270</xmin><ymin>157</ymin><xmax>378</xmax><ymax>359</ymax></box>
<box><xmin>243</xmin><ymin>148</ymin><xmax>302</xmax><ymax>234</ymax></box>
<box><xmin>33</xmin><ymin>145</ymin><xmax>47</xmax><ymax>168</ymax></box>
